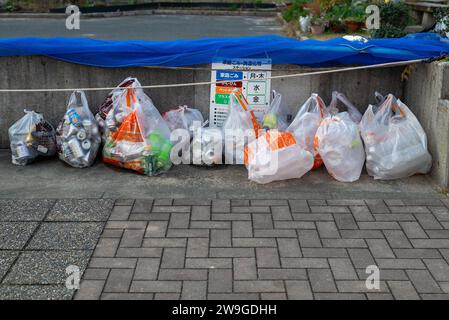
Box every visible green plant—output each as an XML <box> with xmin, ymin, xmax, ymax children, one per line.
<box><xmin>369</xmin><ymin>0</ymin><xmax>413</xmax><ymax>38</ymax></box>
<box><xmin>343</xmin><ymin>0</ymin><xmax>366</xmax><ymax>23</ymax></box>
<box><xmin>281</xmin><ymin>0</ymin><xmax>309</xmax><ymax>23</ymax></box>
<box><xmin>434</xmin><ymin>7</ymin><xmax>449</xmax><ymax>35</ymax></box>
<box><xmin>4</xmin><ymin>0</ymin><xmax>18</xmax><ymax>12</ymax></box>
<box><xmin>310</xmin><ymin>13</ymin><xmax>327</xmax><ymax>26</ymax></box>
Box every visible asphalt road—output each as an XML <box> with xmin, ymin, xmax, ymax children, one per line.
<box><xmin>0</xmin><ymin>15</ymin><xmax>283</xmax><ymax>40</ymax></box>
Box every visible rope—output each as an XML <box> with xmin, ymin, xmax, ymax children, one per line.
<box><xmin>0</xmin><ymin>58</ymin><xmax>425</xmax><ymax>93</ymax></box>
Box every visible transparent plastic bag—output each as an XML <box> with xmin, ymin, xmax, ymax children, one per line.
<box><xmin>103</xmin><ymin>85</ymin><xmax>173</xmax><ymax>176</ymax></box>
<box><xmin>244</xmin><ymin>131</ymin><xmax>313</xmax><ymax>184</ymax></box>
<box><xmin>96</xmin><ymin>77</ymin><xmax>138</xmax><ymax>143</ymax></box>
<box><xmin>315</xmin><ymin>112</ymin><xmax>365</xmax><ymax>182</ymax></box>
<box><xmin>9</xmin><ymin>110</ymin><xmax>56</xmax><ymax>166</ymax></box>
<box><xmin>163</xmin><ymin>105</ymin><xmax>204</xmax><ymax>136</ymax></box>
<box><xmin>56</xmin><ymin>91</ymin><xmax>101</xmax><ymax>168</ymax></box>
<box><xmin>328</xmin><ymin>91</ymin><xmax>363</xmax><ymax>124</ymax></box>
<box><xmin>287</xmin><ymin>94</ymin><xmax>328</xmax><ymax>169</ymax></box>
<box><xmin>222</xmin><ymin>89</ymin><xmax>261</xmax><ymax>164</ymax></box>
<box><xmin>360</xmin><ymin>94</ymin><xmax>432</xmax><ymax>180</ymax></box>
<box><xmin>191</xmin><ymin>126</ymin><xmax>223</xmax><ymax>166</ymax></box>
<box><xmin>262</xmin><ymin>91</ymin><xmax>289</xmax><ymax>131</ymax></box>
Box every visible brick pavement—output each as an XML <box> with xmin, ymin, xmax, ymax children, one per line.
<box><xmin>70</xmin><ymin>198</ymin><xmax>449</xmax><ymax>300</ymax></box>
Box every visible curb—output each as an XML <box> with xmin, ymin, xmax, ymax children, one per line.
<box><xmin>0</xmin><ymin>9</ymin><xmax>279</xmax><ymax>19</ymax></box>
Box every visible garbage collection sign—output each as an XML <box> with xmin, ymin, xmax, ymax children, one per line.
<box><xmin>210</xmin><ymin>58</ymin><xmax>272</xmax><ymax>127</ymax></box>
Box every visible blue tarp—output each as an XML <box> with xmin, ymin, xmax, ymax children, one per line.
<box><xmin>0</xmin><ymin>33</ymin><xmax>448</xmax><ymax>68</ymax></box>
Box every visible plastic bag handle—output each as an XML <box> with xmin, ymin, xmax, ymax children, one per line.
<box><xmin>125</xmin><ymin>88</ymin><xmax>137</xmax><ymax>110</ymax></box>
<box><xmin>231</xmin><ymin>88</ymin><xmax>261</xmax><ymax>136</ymax></box>
<box><xmin>379</xmin><ymin>94</ymin><xmax>406</xmax><ymax>118</ymax></box>
<box><xmin>329</xmin><ymin>91</ymin><xmax>357</xmax><ymax>115</ymax></box>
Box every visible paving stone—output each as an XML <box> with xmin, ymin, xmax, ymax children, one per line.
<box><xmin>233</xmin><ymin>258</ymin><xmax>257</xmax><ymax>280</ymax></box>
<box><xmin>356</xmin><ymin>269</ymin><xmax>408</xmax><ymax>281</ymax></box>
<box><xmin>169</xmin><ymin>213</ymin><xmax>190</xmax><ymax>229</ymax></box>
<box><xmin>254</xmin><ymin>229</ymin><xmax>297</xmax><ymax>238</ymax></box>
<box><xmin>115</xmin><ymin>247</ymin><xmax>162</xmax><ymax>258</ymax></box>
<box><xmin>258</xmin><ymin>269</ymin><xmax>307</xmax><ymax>280</ymax></box>
<box><xmin>120</xmin><ymin>229</ymin><xmax>145</xmax><ymax>248</ymax></box>
<box><xmin>347</xmin><ymin>249</ymin><xmax>376</xmax><ymax>269</ymax></box>
<box><xmin>334</xmin><ymin>214</ymin><xmax>358</xmax><ymax>230</ymax></box>
<box><xmin>400</xmin><ymin>221</ymin><xmax>428</xmax><ymax>239</ymax></box>
<box><xmin>212</xmin><ymin>200</ymin><xmax>230</xmax><ymax>213</ymax></box>
<box><xmin>232</xmin><ymin>238</ymin><xmax>276</xmax><ymax>248</ymax></box>
<box><xmin>256</xmin><ymin>248</ymin><xmax>280</xmax><ymax>268</ymax></box>
<box><xmin>316</xmin><ymin>221</ymin><xmax>340</xmax><ymax>238</ymax></box>
<box><xmin>181</xmin><ymin>281</ymin><xmax>207</xmax><ymax>300</ymax></box>
<box><xmin>336</xmin><ymin>280</ymin><xmax>389</xmax><ymax>293</ymax></box>
<box><xmin>285</xmin><ymin>280</ymin><xmax>313</xmax><ymax>300</ymax></box>
<box><xmin>411</xmin><ymin>239</ymin><xmax>449</xmax><ymax>249</ymax></box>
<box><xmin>232</xmin><ymin>221</ymin><xmax>253</xmax><ymax>238</ymax></box>
<box><xmin>274</xmin><ymin>221</ymin><xmax>315</xmax><ymax>229</ymax></box>
<box><xmin>0</xmin><ymin>199</ymin><xmax>54</xmax><ymax>221</ymax></box>
<box><xmin>393</xmin><ymin>249</ymin><xmax>441</xmax><ymax>259</ymax></box>
<box><xmin>166</xmin><ymin>229</ymin><xmax>210</xmax><ymax>238</ymax></box>
<box><xmin>134</xmin><ymin>258</ymin><xmax>160</xmax><ymax>280</ymax></box>
<box><xmin>376</xmin><ymin>259</ymin><xmax>425</xmax><ymax>269</ymax></box>
<box><xmin>152</xmin><ymin>206</ymin><xmax>190</xmax><ymax>213</ymax></box>
<box><xmin>101</xmin><ymin>229</ymin><xmax>124</xmax><ymax>238</ymax></box>
<box><xmin>383</xmin><ymin>230</ymin><xmax>412</xmax><ymax>248</ymax></box>
<box><xmin>143</xmin><ymin>238</ymin><xmax>187</xmax><ymax>248</ymax></box>
<box><xmin>159</xmin><ymin>269</ymin><xmax>208</xmax><ymax>281</ymax></box>
<box><xmin>4</xmin><ymin>250</ymin><xmax>91</xmax><ymax>284</ymax></box>
<box><xmin>384</xmin><ymin>200</ymin><xmax>404</xmax><ymax>206</ymax></box>
<box><xmin>74</xmin><ymin>280</ymin><xmax>104</xmax><ymax>300</ymax></box>
<box><xmin>130</xmin><ymin>213</ymin><xmax>170</xmax><ymax>221</ymax></box>
<box><xmin>0</xmin><ymin>251</ymin><xmax>20</xmax><ymax>279</ymax></box>
<box><xmin>89</xmin><ymin>258</ymin><xmax>137</xmax><ymax>269</ymax></box>
<box><xmin>327</xmin><ymin>200</ymin><xmax>365</xmax><ymax>206</ymax></box>
<box><xmin>366</xmin><ymin>239</ymin><xmax>395</xmax><ymax>258</ymax></box>
<box><xmin>232</xmin><ymin>200</ymin><xmax>250</xmax><ymax>206</ymax></box>
<box><xmin>93</xmin><ymin>238</ymin><xmax>120</xmax><ymax>257</ymax></box>
<box><xmin>421</xmin><ymin>293</ymin><xmax>449</xmax><ymax>300</ymax></box>
<box><xmin>315</xmin><ymin>293</ymin><xmax>366</xmax><ymax>300</ymax></box>
<box><xmin>277</xmin><ymin>238</ymin><xmax>302</xmax><ymax>258</ymax></box>
<box><xmin>340</xmin><ymin>230</ymin><xmax>383</xmax><ymax>239</ymax></box>
<box><xmin>406</xmin><ymin>199</ymin><xmax>443</xmax><ymax>206</ymax></box>
<box><xmin>311</xmin><ymin>206</ymin><xmax>349</xmax><ymax>213</ymax></box>
<box><xmin>251</xmin><ymin>200</ymin><xmax>288</xmax><ymax>206</ymax></box>
<box><xmin>212</xmin><ymin>214</ymin><xmax>251</xmax><ymax>221</ymax></box>
<box><xmin>232</xmin><ymin>206</ymin><xmax>270</xmax><ymax>213</ymax></box>
<box><xmin>114</xmin><ymin>199</ymin><xmax>135</xmax><ymax>206</ymax></box>
<box><xmin>132</xmin><ymin>199</ymin><xmax>153</xmax><ymax>213</ymax></box>
<box><xmin>388</xmin><ymin>281</ymin><xmax>420</xmax><ymax>300</ymax></box>
<box><xmin>145</xmin><ymin>222</ymin><xmax>168</xmax><ymax>238</ymax></box>
<box><xmin>174</xmin><ymin>199</ymin><xmax>211</xmax><ymax>206</ymax></box>
<box><xmin>101</xmin><ymin>293</ymin><xmax>154</xmax><ymax>300</ymax></box>
<box><xmin>154</xmin><ymin>293</ymin><xmax>180</xmax><ymax>300</ymax></box>
<box><xmin>161</xmin><ymin>248</ymin><xmax>186</xmax><ymax>268</ymax></box>
<box><xmin>302</xmin><ymin>248</ymin><xmax>348</xmax><ymax>258</ymax></box>
<box><xmin>209</xmin><ymin>269</ymin><xmax>232</xmax><ymax>293</ymax></box>
<box><xmin>389</xmin><ymin>206</ymin><xmax>429</xmax><ymax>214</ymax></box>
<box><xmin>27</xmin><ymin>222</ymin><xmax>103</xmax><ymax>250</ymax></box>
<box><xmin>191</xmin><ymin>206</ymin><xmax>211</xmax><ymax>221</ymax></box>
<box><xmin>83</xmin><ymin>268</ymin><xmax>110</xmax><ymax>280</ymax></box>
<box><xmin>253</xmin><ymin>214</ymin><xmax>273</xmax><ymax>229</ymax></box>
<box><xmin>329</xmin><ymin>258</ymin><xmax>358</xmax><ymax>280</ymax></box>
<box><xmin>322</xmin><ymin>239</ymin><xmax>367</xmax><ymax>248</ymax></box>
<box><xmin>211</xmin><ymin>229</ymin><xmax>231</xmax><ymax>247</ymax></box>
<box><xmin>0</xmin><ymin>222</ymin><xmax>38</xmax><ymax>249</ymax></box>
<box><xmin>423</xmin><ymin>259</ymin><xmax>449</xmax><ymax>281</ymax></box>
<box><xmin>374</xmin><ymin>214</ymin><xmax>416</xmax><ymax>222</ymax></box>
<box><xmin>415</xmin><ymin>214</ymin><xmax>443</xmax><ymax>229</ymax></box>
<box><xmin>0</xmin><ymin>285</ymin><xmax>74</xmax><ymax>300</ymax></box>
<box><xmin>288</xmin><ymin>200</ymin><xmax>309</xmax><ymax>213</ymax></box>
<box><xmin>185</xmin><ymin>258</ymin><xmax>232</xmax><ymax>269</ymax></box>
<box><xmin>210</xmin><ymin>248</ymin><xmax>254</xmax><ymax>258</ymax></box>
<box><xmin>106</xmin><ymin>221</ymin><xmax>147</xmax><ymax>229</ymax></box>
<box><xmin>130</xmin><ymin>281</ymin><xmax>182</xmax><ymax>293</ymax></box>
<box><xmin>358</xmin><ymin>222</ymin><xmax>400</xmax><ymax>230</ymax></box>
<box><xmin>186</xmin><ymin>238</ymin><xmax>209</xmax><ymax>258</ymax></box>
<box><xmin>191</xmin><ymin>221</ymin><xmax>231</xmax><ymax>229</ymax></box>
<box><xmin>103</xmin><ymin>269</ymin><xmax>134</xmax><ymax>293</ymax></box>
<box><xmin>308</xmin><ymin>269</ymin><xmax>337</xmax><ymax>292</ymax></box>
<box><xmin>234</xmin><ymin>280</ymin><xmax>285</xmax><ymax>293</ymax></box>
<box><xmin>261</xmin><ymin>293</ymin><xmax>287</xmax><ymax>300</ymax></box>
<box><xmin>426</xmin><ymin>230</ymin><xmax>449</xmax><ymax>238</ymax></box>
<box><xmin>208</xmin><ymin>293</ymin><xmax>259</xmax><ymax>300</ymax></box>
<box><xmin>406</xmin><ymin>270</ymin><xmax>442</xmax><ymax>293</ymax></box>
<box><xmin>365</xmin><ymin>200</ymin><xmax>389</xmax><ymax>214</ymax></box>
<box><xmin>309</xmin><ymin>200</ymin><xmax>327</xmax><ymax>206</ymax></box>
<box><xmin>298</xmin><ymin>230</ymin><xmax>321</xmax><ymax>248</ymax></box>
<box><xmin>46</xmin><ymin>199</ymin><xmax>114</xmax><ymax>222</ymax></box>
<box><xmin>350</xmin><ymin>206</ymin><xmax>374</xmax><ymax>222</ymax></box>
<box><xmin>281</xmin><ymin>258</ymin><xmax>329</xmax><ymax>269</ymax></box>
<box><xmin>429</xmin><ymin>206</ymin><xmax>449</xmax><ymax>221</ymax></box>
<box><xmin>293</xmin><ymin>213</ymin><xmax>333</xmax><ymax>221</ymax></box>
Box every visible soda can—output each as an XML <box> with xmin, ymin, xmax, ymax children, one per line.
<box><xmin>77</xmin><ymin>129</ymin><xmax>87</xmax><ymax>141</ymax></box>
<box><xmin>68</xmin><ymin>138</ymin><xmax>84</xmax><ymax>159</ymax></box>
<box><xmin>67</xmin><ymin>109</ymin><xmax>82</xmax><ymax>127</ymax></box>
<box><xmin>81</xmin><ymin>140</ymin><xmax>91</xmax><ymax>150</ymax></box>
<box><xmin>82</xmin><ymin>119</ymin><xmax>92</xmax><ymax>134</ymax></box>
<box><xmin>66</xmin><ymin>124</ymin><xmax>78</xmax><ymax>138</ymax></box>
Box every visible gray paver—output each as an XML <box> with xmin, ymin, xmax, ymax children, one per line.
<box><xmin>46</xmin><ymin>199</ymin><xmax>113</xmax><ymax>221</ymax></box>
<box><xmin>0</xmin><ymin>200</ymin><xmax>54</xmax><ymax>221</ymax></box>
<box><xmin>0</xmin><ymin>222</ymin><xmax>39</xmax><ymax>249</ymax></box>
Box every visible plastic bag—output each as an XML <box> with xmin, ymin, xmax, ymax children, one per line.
<box><xmin>9</xmin><ymin>110</ymin><xmax>56</xmax><ymax>166</ymax></box>
<box><xmin>56</xmin><ymin>91</ymin><xmax>101</xmax><ymax>168</ymax></box>
<box><xmin>163</xmin><ymin>106</ymin><xmax>204</xmax><ymax>136</ymax></box>
<box><xmin>328</xmin><ymin>91</ymin><xmax>363</xmax><ymax>124</ymax></box>
<box><xmin>222</xmin><ymin>89</ymin><xmax>261</xmax><ymax>164</ymax></box>
<box><xmin>360</xmin><ymin>94</ymin><xmax>432</xmax><ymax>180</ymax></box>
<box><xmin>244</xmin><ymin>131</ymin><xmax>313</xmax><ymax>184</ymax></box>
<box><xmin>191</xmin><ymin>126</ymin><xmax>223</xmax><ymax>166</ymax></box>
<box><xmin>262</xmin><ymin>91</ymin><xmax>289</xmax><ymax>131</ymax></box>
<box><xmin>315</xmin><ymin>112</ymin><xmax>365</xmax><ymax>182</ymax></box>
<box><xmin>103</xmin><ymin>85</ymin><xmax>173</xmax><ymax>176</ymax></box>
<box><xmin>96</xmin><ymin>77</ymin><xmax>138</xmax><ymax>143</ymax></box>
<box><xmin>287</xmin><ymin>94</ymin><xmax>328</xmax><ymax>169</ymax></box>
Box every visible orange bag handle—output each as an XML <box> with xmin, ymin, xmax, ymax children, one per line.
<box><xmin>125</xmin><ymin>88</ymin><xmax>137</xmax><ymax>111</ymax></box>
<box><xmin>232</xmin><ymin>88</ymin><xmax>261</xmax><ymax>137</ymax></box>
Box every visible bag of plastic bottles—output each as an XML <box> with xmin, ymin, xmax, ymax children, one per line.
<box><xmin>103</xmin><ymin>85</ymin><xmax>173</xmax><ymax>176</ymax></box>
<box><xmin>163</xmin><ymin>106</ymin><xmax>204</xmax><ymax>136</ymax></box>
<box><xmin>360</xmin><ymin>94</ymin><xmax>432</xmax><ymax>180</ymax></box>
<box><xmin>244</xmin><ymin>131</ymin><xmax>313</xmax><ymax>184</ymax></box>
<box><xmin>328</xmin><ymin>91</ymin><xmax>363</xmax><ymax>124</ymax></box>
<box><xmin>56</xmin><ymin>91</ymin><xmax>101</xmax><ymax>168</ymax></box>
<box><xmin>96</xmin><ymin>77</ymin><xmax>138</xmax><ymax>143</ymax></box>
<box><xmin>287</xmin><ymin>94</ymin><xmax>328</xmax><ymax>169</ymax></box>
<box><xmin>315</xmin><ymin>112</ymin><xmax>365</xmax><ymax>182</ymax></box>
<box><xmin>262</xmin><ymin>91</ymin><xmax>289</xmax><ymax>131</ymax></box>
<box><xmin>9</xmin><ymin>110</ymin><xmax>57</xmax><ymax>166</ymax></box>
<box><xmin>222</xmin><ymin>89</ymin><xmax>261</xmax><ymax>164</ymax></box>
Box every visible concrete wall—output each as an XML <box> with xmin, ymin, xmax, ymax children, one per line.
<box><xmin>0</xmin><ymin>56</ymin><xmax>405</xmax><ymax>149</ymax></box>
<box><xmin>404</xmin><ymin>61</ymin><xmax>449</xmax><ymax>189</ymax></box>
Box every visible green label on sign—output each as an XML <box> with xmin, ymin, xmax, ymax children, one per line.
<box><xmin>215</xmin><ymin>93</ymin><xmax>230</xmax><ymax>105</ymax></box>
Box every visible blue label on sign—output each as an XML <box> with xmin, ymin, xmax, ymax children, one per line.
<box><xmin>216</xmin><ymin>71</ymin><xmax>243</xmax><ymax>81</ymax></box>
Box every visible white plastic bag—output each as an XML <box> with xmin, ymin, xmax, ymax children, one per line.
<box><xmin>163</xmin><ymin>106</ymin><xmax>204</xmax><ymax>136</ymax></box>
<box><xmin>315</xmin><ymin>112</ymin><xmax>365</xmax><ymax>182</ymax></box>
<box><xmin>262</xmin><ymin>91</ymin><xmax>289</xmax><ymax>131</ymax></box>
<box><xmin>222</xmin><ymin>89</ymin><xmax>260</xmax><ymax>164</ymax></box>
<box><xmin>287</xmin><ymin>94</ymin><xmax>328</xmax><ymax>169</ymax></box>
<box><xmin>191</xmin><ymin>126</ymin><xmax>223</xmax><ymax>166</ymax></box>
<box><xmin>360</xmin><ymin>94</ymin><xmax>432</xmax><ymax>180</ymax></box>
<box><xmin>244</xmin><ymin>131</ymin><xmax>313</xmax><ymax>184</ymax></box>
<box><xmin>103</xmin><ymin>84</ymin><xmax>173</xmax><ymax>176</ymax></box>
<box><xmin>9</xmin><ymin>110</ymin><xmax>57</xmax><ymax>166</ymax></box>
<box><xmin>56</xmin><ymin>91</ymin><xmax>101</xmax><ymax>168</ymax></box>
<box><xmin>328</xmin><ymin>91</ymin><xmax>363</xmax><ymax>124</ymax></box>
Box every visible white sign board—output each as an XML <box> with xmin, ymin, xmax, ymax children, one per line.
<box><xmin>209</xmin><ymin>58</ymin><xmax>272</xmax><ymax>127</ymax></box>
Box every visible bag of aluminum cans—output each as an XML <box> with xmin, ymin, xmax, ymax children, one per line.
<box><xmin>103</xmin><ymin>84</ymin><xmax>173</xmax><ymax>176</ymax></box>
<box><xmin>9</xmin><ymin>110</ymin><xmax>57</xmax><ymax>166</ymax></box>
<box><xmin>56</xmin><ymin>90</ymin><xmax>101</xmax><ymax>168</ymax></box>
<box><xmin>96</xmin><ymin>77</ymin><xmax>138</xmax><ymax>143</ymax></box>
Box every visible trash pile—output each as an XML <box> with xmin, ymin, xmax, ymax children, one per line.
<box><xmin>56</xmin><ymin>91</ymin><xmax>101</xmax><ymax>168</ymax></box>
<box><xmin>8</xmin><ymin>76</ymin><xmax>433</xmax><ymax>184</ymax></box>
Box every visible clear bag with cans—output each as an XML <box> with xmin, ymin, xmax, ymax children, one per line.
<box><xmin>56</xmin><ymin>91</ymin><xmax>101</xmax><ymax>168</ymax></box>
<box><xmin>9</xmin><ymin>110</ymin><xmax>57</xmax><ymax>166</ymax></box>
